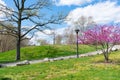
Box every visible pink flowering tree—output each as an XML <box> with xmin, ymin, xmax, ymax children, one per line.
<box><xmin>79</xmin><ymin>25</ymin><xmax>120</xmax><ymax>62</ymax></box>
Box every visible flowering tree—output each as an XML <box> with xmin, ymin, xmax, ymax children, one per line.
<box><xmin>79</xmin><ymin>25</ymin><xmax>120</xmax><ymax>62</ymax></box>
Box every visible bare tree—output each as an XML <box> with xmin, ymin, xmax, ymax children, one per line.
<box><xmin>63</xmin><ymin>28</ymin><xmax>75</xmax><ymax>44</ymax></box>
<box><xmin>21</xmin><ymin>38</ymin><xmax>29</xmax><ymax>47</ymax></box>
<box><xmin>0</xmin><ymin>33</ymin><xmax>29</xmax><ymax>53</ymax></box>
<box><xmin>51</xmin><ymin>29</ymin><xmax>56</xmax><ymax>45</ymax></box>
<box><xmin>0</xmin><ymin>34</ymin><xmax>16</xmax><ymax>52</ymax></box>
<box><xmin>55</xmin><ymin>34</ymin><xmax>63</xmax><ymax>45</ymax></box>
<box><xmin>74</xmin><ymin>16</ymin><xmax>96</xmax><ymax>33</ymax></box>
<box><xmin>0</xmin><ymin>0</ymin><xmax>65</xmax><ymax>60</ymax></box>
<box><xmin>37</xmin><ymin>39</ymin><xmax>49</xmax><ymax>45</ymax></box>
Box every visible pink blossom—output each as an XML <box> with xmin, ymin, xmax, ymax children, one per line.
<box><xmin>78</xmin><ymin>25</ymin><xmax>120</xmax><ymax>62</ymax></box>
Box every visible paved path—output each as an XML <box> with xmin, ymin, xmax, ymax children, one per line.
<box><xmin>1</xmin><ymin>45</ymin><xmax>120</xmax><ymax>68</ymax></box>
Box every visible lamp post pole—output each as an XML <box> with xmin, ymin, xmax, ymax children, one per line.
<box><xmin>75</xmin><ymin>29</ymin><xmax>79</xmax><ymax>58</ymax></box>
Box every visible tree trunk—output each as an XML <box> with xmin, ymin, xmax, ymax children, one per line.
<box><xmin>105</xmin><ymin>43</ymin><xmax>109</xmax><ymax>63</ymax></box>
<box><xmin>104</xmin><ymin>55</ymin><xmax>109</xmax><ymax>63</ymax></box>
<box><xmin>16</xmin><ymin>38</ymin><xmax>21</xmax><ymax>61</ymax></box>
<box><xmin>102</xmin><ymin>43</ymin><xmax>109</xmax><ymax>63</ymax></box>
<box><xmin>103</xmin><ymin>52</ymin><xmax>109</xmax><ymax>63</ymax></box>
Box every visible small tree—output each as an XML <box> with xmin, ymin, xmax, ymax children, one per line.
<box><xmin>79</xmin><ymin>25</ymin><xmax>120</xmax><ymax>62</ymax></box>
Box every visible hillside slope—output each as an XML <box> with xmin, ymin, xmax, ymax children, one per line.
<box><xmin>0</xmin><ymin>45</ymin><xmax>98</xmax><ymax>63</ymax></box>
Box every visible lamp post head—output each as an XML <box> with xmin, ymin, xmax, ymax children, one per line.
<box><xmin>75</xmin><ymin>27</ymin><xmax>80</xmax><ymax>34</ymax></box>
<box><xmin>75</xmin><ymin>29</ymin><xmax>79</xmax><ymax>34</ymax></box>
<box><xmin>74</xmin><ymin>24</ymin><xmax>80</xmax><ymax>34</ymax></box>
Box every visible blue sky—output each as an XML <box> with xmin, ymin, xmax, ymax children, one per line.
<box><xmin>3</xmin><ymin>0</ymin><xmax>120</xmax><ymax>26</ymax></box>
<box><xmin>1</xmin><ymin>0</ymin><xmax>120</xmax><ymax>45</ymax></box>
<box><xmin>3</xmin><ymin>0</ymin><xmax>74</xmax><ymax>28</ymax></box>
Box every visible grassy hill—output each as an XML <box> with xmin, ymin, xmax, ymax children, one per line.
<box><xmin>0</xmin><ymin>45</ymin><xmax>98</xmax><ymax>63</ymax></box>
<box><xmin>0</xmin><ymin>50</ymin><xmax>120</xmax><ymax>80</ymax></box>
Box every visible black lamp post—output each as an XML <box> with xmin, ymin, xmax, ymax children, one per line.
<box><xmin>75</xmin><ymin>28</ymin><xmax>80</xmax><ymax>58</ymax></box>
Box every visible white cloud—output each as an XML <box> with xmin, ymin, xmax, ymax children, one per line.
<box><xmin>53</xmin><ymin>0</ymin><xmax>92</xmax><ymax>6</ymax></box>
<box><xmin>66</xmin><ymin>1</ymin><xmax>120</xmax><ymax>24</ymax></box>
<box><xmin>0</xmin><ymin>0</ymin><xmax>5</xmax><ymax>6</ymax></box>
<box><xmin>54</xmin><ymin>27</ymin><xmax>66</xmax><ymax>35</ymax></box>
<box><xmin>0</xmin><ymin>0</ymin><xmax>7</xmax><ymax>19</ymax></box>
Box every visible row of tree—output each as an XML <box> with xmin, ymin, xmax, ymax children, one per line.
<box><xmin>37</xmin><ymin>16</ymin><xmax>95</xmax><ymax>45</ymax></box>
<box><xmin>36</xmin><ymin>27</ymin><xmax>76</xmax><ymax>45</ymax></box>
<box><xmin>0</xmin><ymin>34</ymin><xmax>29</xmax><ymax>52</ymax></box>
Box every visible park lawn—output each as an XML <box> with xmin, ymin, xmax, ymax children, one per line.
<box><xmin>0</xmin><ymin>45</ymin><xmax>98</xmax><ymax>63</ymax></box>
<box><xmin>0</xmin><ymin>50</ymin><xmax>120</xmax><ymax>80</ymax></box>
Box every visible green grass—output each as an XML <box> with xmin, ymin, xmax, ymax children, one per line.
<box><xmin>0</xmin><ymin>50</ymin><xmax>120</xmax><ymax>80</ymax></box>
<box><xmin>0</xmin><ymin>45</ymin><xmax>98</xmax><ymax>63</ymax></box>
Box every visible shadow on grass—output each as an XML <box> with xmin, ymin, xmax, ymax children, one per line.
<box><xmin>0</xmin><ymin>60</ymin><xmax>16</xmax><ymax>64</ymax></box>
<box><xmin>93</xmin><ymin>59</ymin><xmax>120</xmax><ymax>65</ymax></box>
<box><xmin>0</xmin><ymin>78</ymin><xmax>12</xmax><ymax>80</ymax></box>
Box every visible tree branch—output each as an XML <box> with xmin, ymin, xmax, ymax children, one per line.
<box><xmin>13</xmin><ymin>0</ymin><xmax>20</xmax><ymax>10</ymax></box>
